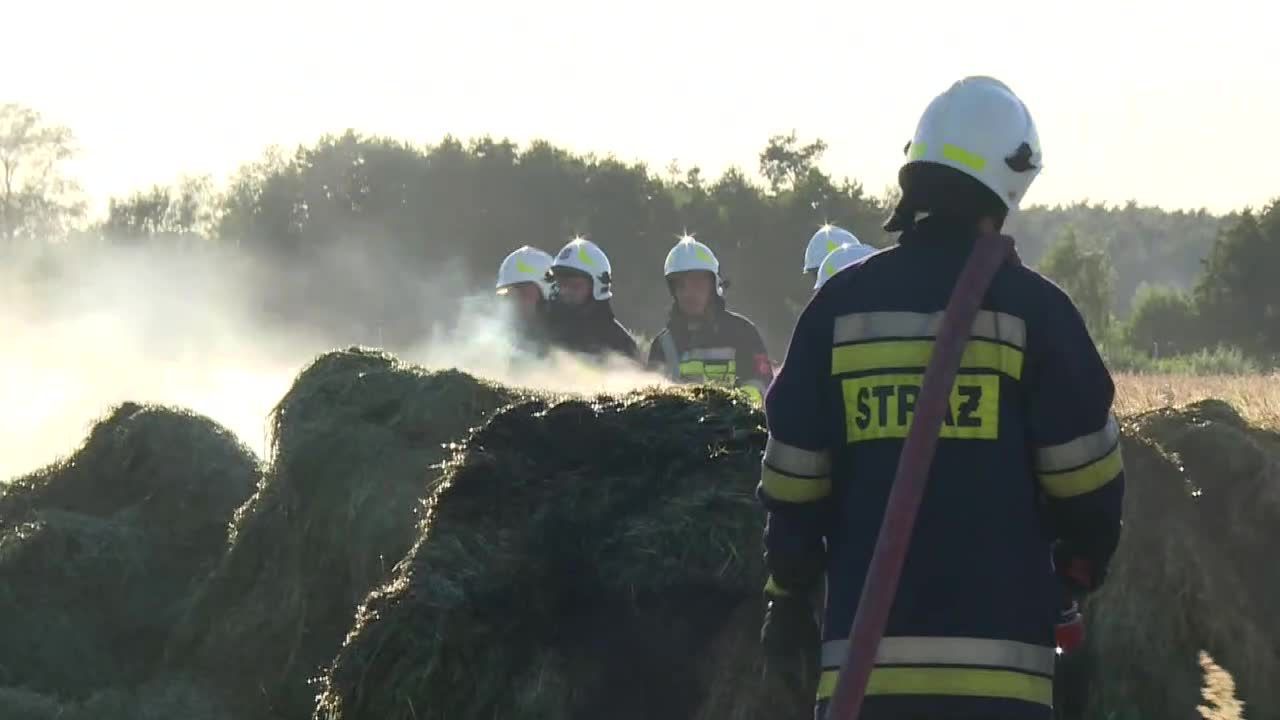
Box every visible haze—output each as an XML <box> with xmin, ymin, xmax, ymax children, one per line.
<box><xmin>4</xmin><ymin>0</ymin><xmax>1278</xmax><ymax>480</ymax></box>
<box><xmin>9</xmin><ymin>0</ymin><xmax>1278</xmax><ymax>215</ymax></box>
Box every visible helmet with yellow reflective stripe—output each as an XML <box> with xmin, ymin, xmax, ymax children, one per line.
<box><xmin>804</xmin><ymin>224</ymin><xmax>858</xmax><ymax>274</ymax></box>
<box><xmin>901</xmin><ymin>76</ymin><xmax>1042</xmax><ymax>212</ymax></box>
<box><xmin>496</xmin><ymin>246</ymin><xmax>554</xmax><ymax>299</ymax></box>
<box><xmin>814</xmin><ymin>242</ymin><xmax>876</xmax><ymax>290</ymax></box>
<box><xmin>550</xmin><ymin>237</ymin><xmax>614</xmax><ymax>300</ymax></box>
<box><xmin>663</xmin><ymin>235</ymin><xmax>724</xmax><ymax>297</ymax></box>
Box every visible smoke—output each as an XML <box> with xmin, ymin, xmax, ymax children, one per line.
<box><xmin>0</xmin><ymin>239</ymin><xmax>669</xmax><ymax>482</ymax></box>
<box><xmin>405</xmin><ymin>293</ymin><xmax>669</xmax><ymax>395</ymax></box>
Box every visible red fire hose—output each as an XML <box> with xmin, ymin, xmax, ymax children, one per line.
<box><xmin>824</xmin><ymin>233</ymin><xmax>1019</xmax><ymax>720</ymax></box>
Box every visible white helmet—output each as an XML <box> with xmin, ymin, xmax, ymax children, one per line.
<box><xmin>814</xmin><ymin>242</ymin><xmax>876</xmax><ymax>290</ymax></box>
<box><xmin>496</xmin><ymin>246</ymin><xmax>554</xmax><ymax>299</ymax></box>
<box><xmin>663</xmin><ymin>235</ymin><xmax>724</xmax><ymax>297</ymax></box>
<box><xmin>903</xmin><ymin>76</ymin><xmax>1042</xmax><ymax>210</ymax></box>
<box><xmin>804</xmin><ymin>225</ymin><xmax>859</xmax><ymax>273</ymax></box>
<box><xmin>550</xmin><ymin>237</ymin><xmax>613</xmax><ymax>301</ymax></box>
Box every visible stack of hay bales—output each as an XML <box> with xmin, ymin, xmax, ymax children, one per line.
<box><xmin>314</xmin><ymin>385</ymin><xmax>812</xmax><ymax>720</ymax></box>
<box><xmin>169</xmin><ymin>348</ymin><xmax>535</xmax><ymax>719</ymax></box>
<box><xmin>1066</xmin><ymin>400</ymin><xmax>1280</xmax><ymax>720</ymax></box>
<box><xmin>0</xmin><ymin>402</ymin><xmax>258</xmax><ymax>700</ymax></box>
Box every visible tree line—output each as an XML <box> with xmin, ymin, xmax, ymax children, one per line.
<box><xmin>3</xmin><ymin>103</ymin><xmax>1276</xmax><ymax>369</ymax></box>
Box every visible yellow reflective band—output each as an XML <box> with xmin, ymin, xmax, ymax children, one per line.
<box><xmin>695</xmin><ymin>246</ymin><xmax>713</xmax><ymax>262</ymax></box>
<box><xmin>821</xmin><ymin>637</ymin><xmax>1055</xmax><ymax>676</ymax></box>
<box><xmin>831</xmin><ymin>339</ymin><xmax>1023</xmax><ymax>380</ymax></box>
<box><xmin>760</xmin><ymin>465</ymin><xmax>831</xmax><ymax>503</ymax></box>
<box><xmin>764</xmin><ymin>575</ymin><xmax>790</xmax><ymax>598</ymax></box>
<box><xmin>764</xmin><ymin>436</ymin><xmax>832</xmax><ymax>477</ymax></box>
<box><xmin>576</xmin><ymin>244</ymin><xmax>596</xmax><ymax>268</ymax></box>
<box><xmin>909</xmin><ymin>141</ymin><xmax>928</xmax><ymax>160</ymax></box>
<box><xmin>833</xmin><ymin>310</ymin><xmax>1026</xmax><ymax>349</ymax></box>
<box><xmin>1039</xmin><ymin>443</ymin><xmax>1124</xmax><ymax>498</ymax></box>
<box><xmin>678</xmin><ymin>360</ymin><xmax>736</xmax><ymax>380</ymax></box>
<box><xmin>816</xmin><ymin>668</ymin><xmax>1051</xmax><ymax>706</ymax></box>
<box><xmin>741</xmin><ymin>384</ymin><xmax>763</xmax><ymax>406</ymax></box>
<box><xmin>841</xmin><ymin>373</ymin><xmax>999</xmax><ymax>442</ymax></box>
<box><xmin>515</xmin><ymin>259</ymin><xmax>537</xmax><ymax>275</ymax></box>
<box><xmin>942</xmin><ymin>144</ymin><xmax>988</xmax><ymax>173</ymax></box>
<box><xmin>1035</xmin><ymin>415</ymin><xmax>1120</xmax><ymax>472</ymax></box>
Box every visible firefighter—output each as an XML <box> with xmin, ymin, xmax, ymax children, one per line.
<box><xmin>757</xmin><ymin>75</ymin><xmax>1125</xmax><ymax>720</ymax></box>
<box><xmin>494</xmin><ymin>245</ymin><xmax>554</xmax><ymax>354</ymax></box>
<box><xmin>544</xmin><ymin>237</ymin><xmax>640</xmax><ymax>361</ymax></box>
<box><xmin>812</xmin><ymin>242</ymin><xmax>877</xmax><ymax>293</ymax></box>
<box><xmin>647</xmin><ymin>235</ymin><xmax>774</xmax><ymax>404</ymax></box>
<box><xmin>803</xmin><ymin>224</ymin><xmax>859</xmax><ymax>280</ymax></box>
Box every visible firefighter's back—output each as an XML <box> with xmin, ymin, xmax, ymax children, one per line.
<box><xmin>815</xmin><ymin>219</ymin><xmax>1066</xmax><ymax>720</ymax></box>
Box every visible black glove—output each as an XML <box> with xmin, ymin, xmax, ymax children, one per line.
<box><xmin>760</xmin><ymin>595</ymin><xmax>820</xmax><ymax>697</ymax></box>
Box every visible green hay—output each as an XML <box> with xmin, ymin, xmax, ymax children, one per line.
<box><xmin>0</xmin><ymin>675</ymin><xmax>238</xmax><ymax>720</ymax></box>
<box><xmin>313</xmin><ymin>385</ymin><xmax>811</xmax><ymax>720</ymax></box>
<box><xmin>0</xmin><ymin>686</ymin><xmax>67</xmax><ymax>720</ymax></box>
<box><xmin>169</xmin><ymin>348</ymin><xmax>534</xmax><ymax>719</ymax></box>
<box><xmin>1064</xmin><ymin>403</ymin><xmax>1280</xmax><ymax>720</ymax></box>
<box><xmin>0</xmin><ymin>403</ymin><xmax>258</xmax><ymax>699</ymax></box>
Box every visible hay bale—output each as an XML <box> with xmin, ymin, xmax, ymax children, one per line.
<box><xmin>313</xmin><ymin>385</ymin><xmax>810</xmax><ymax>720</ymax></box>
<box><xmin>1072</xmin><ymin>405</ymin><xmax>1280</xmax><ymax>720</ymax></box>
<box><xmin>170</xmin><ymin>348</ymin><xmax>532</xmax><ymax>719</ymax></box>
<box><xmin>0</xmin><ymin>404</ymin><xmax>259</xmax><ymax>698</ymax></box>
<box><xmin>692</xmin><ymin>597</ymin><xmax>814</xmax><ymax>720</ymax></box>
<box><xmin>0</xmin><ymin>687</ymin><xmax>67</xmax><ymax>720</ymax></box>
<box><xmin>0</xmin><ymin>676</ymin><xmax>238</xmax><ymax>720</ymax></box>
<box><xmin>0</xmin><ymin>401</ymin><xmax>258</xmax><ymax>536</ymax></box>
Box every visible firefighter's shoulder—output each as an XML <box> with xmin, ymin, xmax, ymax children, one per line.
<box><xmin>997</xmin><ymin>258</ymin><xmax>1092</xmax><ymax>330</ymax></box>
<box><xmin>718</xmin><ymin>308</ymin><xmax>763</xmax><ymax>336</ymax></box>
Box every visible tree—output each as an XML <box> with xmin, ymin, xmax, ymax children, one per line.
<box><xmin>0</xmin><ymin>104</ymin><xmax>83</xmax><ymax>247</ymax></box>
<box><xmin>1038</xmin><ymin>226</ymin><xmax>1115</xmax><ymax>337</ymax></box>
<box><xmin>1193</xmin><ymin>204</ymin><xmax>1280</xmax><ymax>357</ymax></box>
<box><xmin>758</xmin><ymin>131</ymin><xmax>828</xmax><ymax>194</ymax></box>
<box><xmin>1125</xmin><ymin>283</ymin><xmax>1202</xmax><ymax>356</ymax></box>
<box><xmin>103</xmin><ymin>175</ymin><xmax>217</xmax><ymax>245</ymax></box>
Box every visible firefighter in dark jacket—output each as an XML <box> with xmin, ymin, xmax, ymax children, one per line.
<box><xmin>545</xmin><ymin>237</ymin><xmax>640</xmax><ymax>362</ymax></box>
<box><xmin>495</xmin><ymin>245</ymin><xmax>554</xmax><ymax>357</ymax></box>
<box><xmin>757</xmin><ymin>75</ymin><xmax>1125</xmax><ymax>720</ymax></box>
<box><xmin>646</xmin><ymin>236</ymin><xmax>773</xmax><ymax>404</ymax></box>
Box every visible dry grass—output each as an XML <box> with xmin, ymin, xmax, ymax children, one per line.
<box><xmin>1198</xmin><ymin>652</ymin><xmax>1246</xmax><ymax>720</ymax></box>
<box><xmin>1115</xmin><ymin>373</ymin><xmax>1280</xmax><ymax>427</ymax></box>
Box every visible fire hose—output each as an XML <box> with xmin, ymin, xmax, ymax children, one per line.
<box><xmin>823</xmin><ymin>233</ymin><xmax>1021</xmax><ymax>720</ymax></box>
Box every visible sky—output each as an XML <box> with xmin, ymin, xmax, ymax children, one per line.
<box><xmin>7</xmin><ymin>0</ymin><xmax>1279</xmax><ymax>215</ymax></box>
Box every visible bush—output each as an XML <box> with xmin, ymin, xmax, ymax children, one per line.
<box><xmin>1124</xmin><ymin>283</ymin><xmax>1204</xmax><ymax>356</ymax></box>
<box><xmin>1101</xmin><ymin>343</ymin><xmax>1261</xmax><ymax>375</ymax></box>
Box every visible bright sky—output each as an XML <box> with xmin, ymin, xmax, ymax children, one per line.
<box><xmin>8</xmin><ymin>0</ymin><xmax>1278</xmax><ymax>215</ymax></box>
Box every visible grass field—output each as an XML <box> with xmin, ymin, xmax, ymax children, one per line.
<box><xmin>1115</xmin><ymin>373</ymin><xmax>1280</xmax><ymax>427</ymax></box>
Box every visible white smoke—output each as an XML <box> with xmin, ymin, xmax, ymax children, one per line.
<box><xmin>405</xmin><ymin>293</ymin><xmax>670</xmax><ymax>396</ymax></box>
<box><xmin>0</xmin><ymin>239</ymin><xmax>669</xmax><ymax>482</ymax></box>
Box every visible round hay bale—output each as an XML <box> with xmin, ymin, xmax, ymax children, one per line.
<box><xmin>0</xmin><ymin>675</ymin><xmax>239</xmax><ymax>720</ymax></box>
<box><xmin>1072</xmin><ymin>424</ymin><xmax>1280</xmax><ymax>720</ymax></box>
<box><xmin>692</xmin><ymin>597</ymin><xmax>813</xmax><ymax>720</ymax></box>
<box><xmin>169</xmin><ymin>349</ymin><xmax>533</xmax><ymax>719</ymax></box>
<box><xmin>0</xmin><ymin>686</ymin><xmax>67</xmax><ymax>720</ymax></box>
<box><xmin>0</xmin><ymin>404</ymin><xmax>259</xmax><ymax>698</ymax></box>
<box><xmin>313</xmin><ymin>385</ymin><xmax>803</xmax><ymax>720</ymax></box>
<box><xmin>0</xmin><ymin>401</ymin><xmax>259</xmax><ymax>538</ymax></box>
